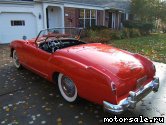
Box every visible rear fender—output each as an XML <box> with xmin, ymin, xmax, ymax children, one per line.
<box><xmin>134</xmin><ymin>54</ymin><xmax>155</xmax><ymax>77</ymax></box>
<box><xmin>10</xmin><ymin>40</ymin><xmax>27</xmax><ymax>62</ymax></box>
<box><xmin>49</xmin><ymin>56</ymin><xmax>117</xmax><ymax>104</ymax></box>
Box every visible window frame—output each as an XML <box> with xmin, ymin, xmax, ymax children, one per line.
<box><xmin>11</xmin><ymin>20</ymin><xmax>25</xmax><ymax>26</ymax></box>
<box><xmin>78</xmin><ymin>9</ymin><xmax>97</xmax><ymax>28</ymax></box>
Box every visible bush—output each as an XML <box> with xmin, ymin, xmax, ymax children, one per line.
<box><xmin>83</xmin><ymin>37</ymin><xmax>110</xmax><ymax>43</ymax></box>
<box><xmin>163</xmin><ymin>27</ymin><xmax>166</xmax><ymax>33</ymax></box>
<box><xmin>99</xmin><ymin>29</ymin><xmax>112</xmax><ymax>39</ymax></box>
<box><xmin>86</xmin><ymin>25</ymin><xmax>108</xmax><ymax>31</ymax></box>
<box><xmin>83</xmin><ymin>29</ymin><xmax>111</xmax><ymax>43</ymax></box>
<box><xmin>123</xmin><ymin>20</ymin><xmax>153</xmax><ymax>35</ymax></box>
<box><xmin>86</xmin><ymin>30</ymin><xmax>98</xmax><ymax>38</ymax></box>
<box><xmin>129</xmin><ymin>28</ymin><xmax>141</xmax><ymax>37</ymax></box>
<box><xmin>123</xmin><ymin>20</ymin><xmax>141</xmax><ymax>29</ymax></box>
<box><xmin>109</xmin><ymin>30</ymin><xmax>122</xmax><ymax>40</ymax></box>
<box><xmin>139</xmin><ymin>23</ymin><xmax>153</xmax><ymax>35</ymax></box>
<box><xmin>121</xmin><ymin>28</ymin><xmax>130</xmax><ymax>38</ymax></box>
<box><xmin>84</xmin><ymin>28</ymin><xmax>141</xmax><ymax>42</ymax></box>
<box><xmin>83</xmin><ymin>25</ymin><xmax>143</xmax><ymax>42</ymax></box>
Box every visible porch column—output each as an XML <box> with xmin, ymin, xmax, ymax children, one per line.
<box><xmin>119</xmin><ymin>13</ymin><xmax>122</xmax><ymax>29</ymax></box>
<box><xmin>112</xmin><ymin>13</ymin><xmax>113</xmax><ymax>29</ymax></box>
<box><xmin>126</xmin><ymin>13</ymin><xmax>129</xmax><ymax>20</ymax></box>
<box><xmin>96</xmin><ymin>10</ymin><xmax>97</xmax><ymax>26</ymax></box>
<box><xmin>42</xmin><ymin>4</ymin><xmax>48</xmax><ymax>29</ymax></box>
<box><xmin>60</xmin><ymin>6</ymin><xmax>65</xmax><ymax>28</ymax></box>
<box><xmin>117</xmin><ymin>13</ymin><xmax>120</xmax><ymax>29</ymax></box>
<box><xmin>112</xmin><ymin>13</ymin><xmax>116</xmax><ymax>29</ymax></box>
<box><xmin>103</xmin><ymin>10</ymin><xmax>105</xmax><ymax>26</ymax></box>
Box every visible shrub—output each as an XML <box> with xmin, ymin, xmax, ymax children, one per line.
<box><xmin>83</xmin><ymin>29</ymin><xmax>111</xmax><ymax>43</ymax></box>
<box><xmin>123</xmin><ymin>20</ymin><xmax>132</xmax><ymax>28</ymax></box>
<box><xmin>99</xmin><ymin>29</ymin><xmax>112</xmax><ymax>39</ymax></box>
<box><xmin>123</xmin><ymin>20</ymin><xmax>141</xmax><ymax>29</ymax></box>
<box><xmin>83</xmin><ymin>37</ymin><xmax>110</xmax><ymax>43</ymax></box>
<box><xmin>129</xmin><ymin>28</ymin><xmax>141</xmax><ymax>37</ymax></box>
<box><xmin>83</xmin><ymin>25</ymin><xmax>143</xmax><ymax>42</ymax></box>
<box><xmin>109</xmin><ymin>29</ymin><xmax>134</xmax><ymax>40</ymax></box>
<box><xmin>86</xmin><ymin>25</ymin><xmax>108</xmax><ymax>31</ymax></box>
<box><xmin>110</xmin><ymin>30</ymin><xmax>122</xmax><ymax>40</ymax></box>
<box><xmin>139</xmin><ymin>23</ymin><xmax>153</xmax><ymax>35</ymax></box>
<box><xmin>123</xmin><ymin>20</ymin><xmax>153</xmax><ymax>35</ymax></box>
<box><xmin>86</xmin><ymin>30</ymin><xmax>98</xmax><ymax>38</ymax></box>
<box><xmin>163</xmin><ymin>27</ymin><xmax>166</xmax><ymax>33</ymax></box>
<box><xmin>121</xmin><ymin>28</ymin><xmax>130</xmax><ymax>38</ymax></box>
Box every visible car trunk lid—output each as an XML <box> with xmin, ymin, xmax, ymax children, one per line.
<box><xmin>68</xmin><ymin>43</ymin><xmax>144</xmax><ymax>80</ymax></box>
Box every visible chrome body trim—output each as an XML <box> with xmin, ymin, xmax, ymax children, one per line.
<box><xmin>103</xmin><ymin>77</ymin><xmax>159</xmax><ymax>115</ymax></box>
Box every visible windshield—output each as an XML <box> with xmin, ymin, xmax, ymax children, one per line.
<box><xmin>35</xmin><ymin>27</ymin><xmax>82</xmax><ymax>44</ymax></box>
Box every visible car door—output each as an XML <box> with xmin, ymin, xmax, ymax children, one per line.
<box><xmin>32</xmin><ymin>48</ymin><xmax>52</xmax><ymax>78</ymax></box>
<box><xmin>22</xmin><ymin>42</ymin><xmax>51</xmax><ymax>78</ymax></box>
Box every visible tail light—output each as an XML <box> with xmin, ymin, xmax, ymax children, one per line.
<box><xmin>111</xmin><ymin>82</ymin><xmax>117</xmax><ymax>95</ymax></box>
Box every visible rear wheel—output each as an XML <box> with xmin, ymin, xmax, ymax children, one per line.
<box><xmin>13</xmin><ymin>50</ymin><xmax>22</xmax><ymax>69</ymax></box>
<box><xmin>58</xmin><ymin>73</ymin><xmax>78</xmax><ymax>102</ymax></box>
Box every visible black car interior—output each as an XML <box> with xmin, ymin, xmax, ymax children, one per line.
<box><xmin>39</xmin><ymin>38</ymin><xmax>85</xmax><ymax>53</ymax></box>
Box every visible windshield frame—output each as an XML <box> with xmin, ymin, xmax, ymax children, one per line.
<box><xmin>34</xmin><ymin>27</ymin><xmax>83</xmax><ymax>46</ymax></box>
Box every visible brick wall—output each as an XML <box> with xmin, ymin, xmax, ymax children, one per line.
<box><xmin>64</xmin><ymin>7</ymin><xmax>79</xmax><ymax>27</ymax></box>
<box><xmin>64</xmin><ymin>7</ymin><xmax>105</xmax><ymax>28</ymax></box>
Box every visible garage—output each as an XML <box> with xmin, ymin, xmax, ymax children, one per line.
<box><xmin>0</xmin><ymin>12</ymin><xmax>37</xmax><ymax>44</ymax></box>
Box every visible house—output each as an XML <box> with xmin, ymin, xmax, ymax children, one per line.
<box><xmin>0</xmin><ymin>0</ymin><xmax>130</xmax><ymax>43</ymax></box>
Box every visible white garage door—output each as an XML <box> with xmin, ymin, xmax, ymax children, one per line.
<box><xmin>0</xmin><ymin>13</ymin><xmax>37</xmax><ymax>43</ymax></box>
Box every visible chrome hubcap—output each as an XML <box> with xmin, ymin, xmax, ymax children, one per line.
<box><xmin>61</xmin><ymin>76</ymin><xmax>75</xmax><ymax>97</ymax></box>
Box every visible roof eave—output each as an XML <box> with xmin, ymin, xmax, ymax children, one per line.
<box><xmin>37</xmin><ymin>0</ymin><xmax>105</xmax><ymax>9</ymax></box>
<box><xmin>0</xmin><ymin>0</ymin><xmax>35</xmax><ymax>5</ymax></box>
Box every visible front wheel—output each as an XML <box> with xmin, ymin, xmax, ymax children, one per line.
<box><xmin>58</xmin><ymin>73</ymin><xmax>78</xmax><ymax>102</ymax></box>
<box><xmin>13</xmin><ymin>50</ymin><xmax>22</xmax><ymax>69</ymax></box>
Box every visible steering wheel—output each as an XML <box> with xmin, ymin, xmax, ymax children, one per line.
<box><xmin>47</xmin><ymin>40</ymin><xmax>61</xmax><ymax>52</ymax></box>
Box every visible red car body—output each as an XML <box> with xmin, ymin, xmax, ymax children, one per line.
<box><xmin>10</xmin><ymin>28</ymin><xmax>159</xmax><ymax>114</ymax></box>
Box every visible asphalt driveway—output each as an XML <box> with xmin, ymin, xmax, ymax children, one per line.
<box><xmin>0</xmin><ymin>44</ymin><xmax>166</xmax><ymax>125</ymax></box>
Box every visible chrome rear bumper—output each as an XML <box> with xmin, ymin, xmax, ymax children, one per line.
<box><xmin>103</xmin><ymin>77</ymin><xmax>159</xmax><ymax>115</ymax></box>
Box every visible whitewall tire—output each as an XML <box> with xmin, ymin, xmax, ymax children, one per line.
<box><xmin>58</xmin><ymin>73</ymin><xmax>78</xmax><ymax>102</ymax></box>
<box><xmin>13</xmin><ymin>50</ymin><xmax>21</xmax><ymax>69</ymax></box>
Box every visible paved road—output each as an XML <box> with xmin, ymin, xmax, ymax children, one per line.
<box><xmin>0</xmin><ymin>44</ymin><xmax>166</xmax><ymax>125</ymax></box>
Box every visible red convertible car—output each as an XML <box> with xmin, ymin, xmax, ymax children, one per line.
<box><xmin>10</xmin><ymin>28</ymin><xmax>159</xmax><ymax>114</ymax></box>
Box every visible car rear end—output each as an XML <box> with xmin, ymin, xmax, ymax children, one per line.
<box><xmin>103</xmin><ymin>54</ymin><xmax>159</xmax><ymax>114</ymax></box>
<box><xmin>59</xmin><ymin>43</ymin><xmax>160</xmax><ymax>114</ymax></box>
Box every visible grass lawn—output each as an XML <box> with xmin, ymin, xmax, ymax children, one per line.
<box><xmin>110</xmin><ymin>33</ymin><xmax>166</xmax><ymax>64</ymax></box>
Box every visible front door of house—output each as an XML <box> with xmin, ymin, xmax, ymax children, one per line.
<box><xmin>46</xmin><ymin>6</ymin><xmax>63</xmax><ymax>29</ymax></box>
<box><xmin>108</xmin><ymin>12</ymin><xmax>116</xmax><ymax>29</ymax></box>
<box><xmin>108</xmin><ymin>12</ymin><xmax>112</xmax><ymax>28</ymax></box>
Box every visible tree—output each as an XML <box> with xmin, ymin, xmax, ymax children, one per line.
<box><xmin>130</xmin><ymin>0</ymin><xmax>147</xmax><ymax>21</ymax></box>
<box><xmin>131</xmin><ymin>0</ymin><xmax>166</xmax><ymax>30</ymax></box>
<box><xmin>131</xmin><ymin>0</ymin><xmax>161</xmax><ymax>22</ymax></box>
<box><xmin>160</xmin><ymin>1</ymin><xmax>166</xmax><ymax>23</ymax></box>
